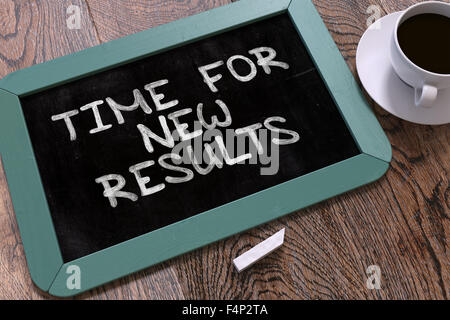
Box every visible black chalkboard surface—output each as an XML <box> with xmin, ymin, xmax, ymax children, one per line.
<box><xmin>20</xmin><ymin>13</ymin><xmax>359</xmax><ymax>262</ymax></box>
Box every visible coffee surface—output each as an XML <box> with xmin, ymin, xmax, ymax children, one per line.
<box><xmin>398</xmin><ymin>13</ymin><xmax>450</xmax><ymax>74</ymax></box>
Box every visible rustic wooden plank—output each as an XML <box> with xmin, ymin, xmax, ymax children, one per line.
<box><xmin>312</xmin><ymin>0</ymin><xmax>449</xmax><ymax>298</ymax></box>
<box><xmin>0</xmin><ymin>0</ymin><xmax>185</xmax><ymax>300</ymax></box>
<box><xmin>0</xmin><ymin>0</ymin><xmax>99</xmax><ymax>79</ymax></box>
<box><xmin>84</xmin><ymin>0</ymin><xmax>232</xmax><ymax>41</ymax></box>
<box><xmin>0</xmin><ymin>0</ymin><xmax>100</xmax><ymax>300</ymax></box>
<box><xmin>73</xmin><ymin>261</ymin><xmax>185</xmax><ymax>300</ymax></box>
<box><xmin>170</xmin><ymin>0</ymin><xmax>449</xmax><ymax>300</ymax></box>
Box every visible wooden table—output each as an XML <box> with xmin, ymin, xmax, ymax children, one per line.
<box><xmin>0</xmin><ymin>0</ymin><xmax>448</xmax><ymax>300</ymax></box>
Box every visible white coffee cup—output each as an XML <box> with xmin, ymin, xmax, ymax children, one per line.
<box><xmin>390</xmin><ymin>1</ymin><xmax>450</xmax><ymax>108</ymax></box>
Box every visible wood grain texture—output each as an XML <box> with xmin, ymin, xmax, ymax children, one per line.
<box><xmin>0</xmin><ymin>0</ymin><xmax>448</xmax><ymax>299</ymax></box>
<box><xmin>84</xmin><ymin>0</ymin><xmax>233</xmax><ymax>41</ymax></box>
<box><xmin>0</xmin><ymin>0</ymin><xmax>98</xmax><ymax>300</ymax></box>
<box><xmin>0</xmin><ymin>0</ymin><xmax>99</xmax><ymax>78</ymax></box>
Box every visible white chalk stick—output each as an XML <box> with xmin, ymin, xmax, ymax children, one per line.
<box><xmin>233</xmin><ymin>228</ymin><xmax>285</xmax><ymax>272</ymax></box>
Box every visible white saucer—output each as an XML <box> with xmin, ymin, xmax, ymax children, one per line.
<box><xmin>356</xmin><ymin>12</ymin><xmax>450</xmax><ymax>125</ymax></box>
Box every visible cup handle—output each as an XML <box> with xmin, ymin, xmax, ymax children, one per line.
<box><xmin>415</xmin><ymin>84</ymin><xmax>438</xmax><ymax>108</ymax></box>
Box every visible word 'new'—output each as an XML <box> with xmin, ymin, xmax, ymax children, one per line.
<box><xmin>51</xmin><ymin>46</ymin><xmax>289</xmax><ymax>141</ymax></box>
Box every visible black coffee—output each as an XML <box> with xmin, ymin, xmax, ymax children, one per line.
<box><xmin>397</xmin><ymin>13</ymin><xmax>450</xmax><ymax>74</ymax></box>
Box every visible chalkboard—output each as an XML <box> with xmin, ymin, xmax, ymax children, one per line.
<box><xmin>0</xmin><ymin>0</ymin><xmax>390</xmax><ymax>296</ymax></box>
<box><xmin>20</xmin><ymin>14</ymin><xmax>358</xmax><ymax>262</ymax></box>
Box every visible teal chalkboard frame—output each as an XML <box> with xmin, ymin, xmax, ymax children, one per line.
<box><xmin>0</xmin><ymin>0</ymin><xmax>391</xmax><ymax>297</ymax></box>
